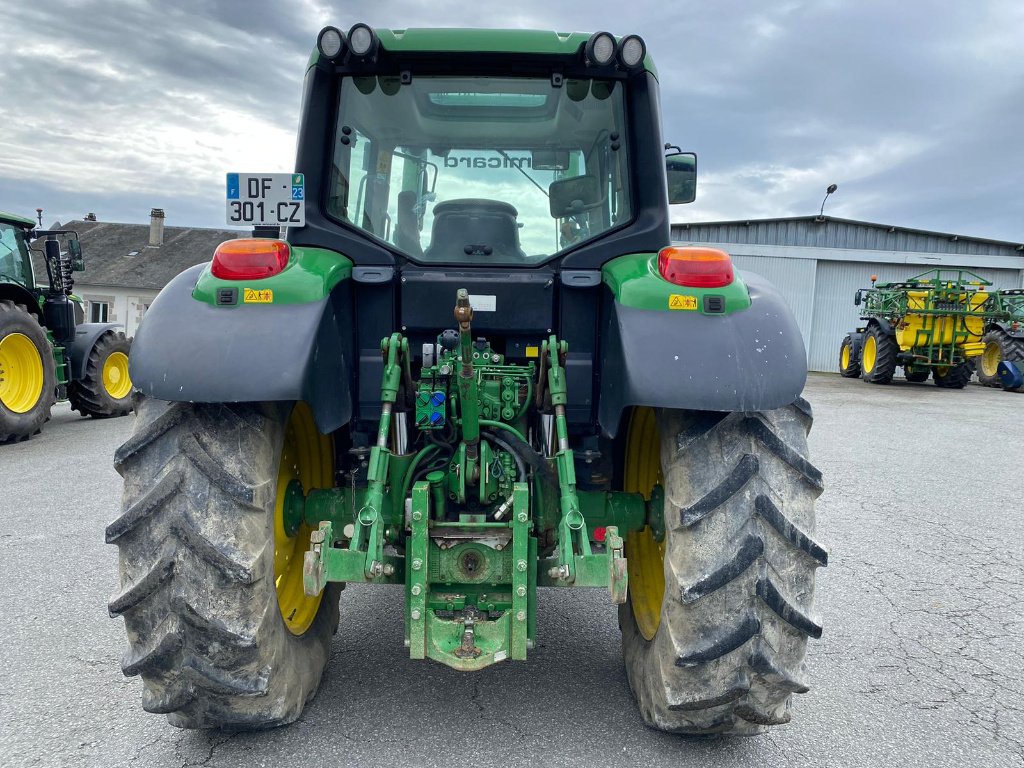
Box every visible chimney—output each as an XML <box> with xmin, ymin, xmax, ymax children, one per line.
<box><xmin>149</xmin><ymin>208</ymin><xmax>165</xmax><ymax>246</ymax></box>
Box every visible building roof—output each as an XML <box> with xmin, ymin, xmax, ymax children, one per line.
<box><xmin>672</xmin><ymin>215</ymin><xmax>1024</xmax><ymax>259</ymax></box>
<box><xmin>29</xmin><ymin>218</ymin><xmax>242</xmax><ymax>291</ymax></box>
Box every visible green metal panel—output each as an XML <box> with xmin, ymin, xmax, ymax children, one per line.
<box><xmin>191</xmin><ymin>245</ymin><xmax>352</xmax><ymax>306</ymax></box>
<box><xmin>603</xmin><ymin>253</ymin><xmax>752</xmax><ymax>313</ymax></box>
<box><xmin>0</xmin><ymin>211</ymin><xmax>36</xmax><ymax>228</ymax></box>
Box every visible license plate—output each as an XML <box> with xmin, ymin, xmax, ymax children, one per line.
<box><xmin>226</xmin><ymin>173</ymin><xmax>305</xmax><ymax>227</ymax></box>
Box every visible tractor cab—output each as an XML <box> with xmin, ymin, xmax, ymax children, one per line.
<box><xmin>289</xmin><ymin>28</ymin><xmax>696</xmax><ymax>429</ymax></box>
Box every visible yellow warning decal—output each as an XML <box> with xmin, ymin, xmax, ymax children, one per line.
<box><xmin>668</xmin><ymin>294</ymin><xmax>698</xmax><ymax>311</ymax></box>
<box><xmin>243</xmin><ymin>288</ymin><xmax>274</xmax><ymax>304</ymax></box>
<box><xmin>525</xmin><ymin>346</ymin><xmax>539</xmax><ymax>358</ymax></box>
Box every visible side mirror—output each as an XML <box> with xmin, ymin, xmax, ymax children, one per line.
<box><xmin>69</xmin><ymin>239</ymin><xmax>85</xmax><ymax>271</ymax></box>
<box><xmin>666</xmin><ymin>152</ymin><xmax>697</xmax><ymax>204</ymax></box>
<box><xmin>854</xmin><ymin>290</ymin><xmax>862</xmax><ymax>307</ymax></box>
<box><xmin>549</xmin><ymin>175</ymin><xmax>601</xmax><ymax>218</ymax></box>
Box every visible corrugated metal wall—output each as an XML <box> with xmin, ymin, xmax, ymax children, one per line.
<box><xmin>732</xmin><ymin>255</ymin><xmax>816</xmax><ymax>340</ymax></box>
<box><xmin>674</xmin><ymin>218</ymin><xmax>1023</xmax><ymax>258</ymax></box>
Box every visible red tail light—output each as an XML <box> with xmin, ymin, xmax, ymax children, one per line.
<box><xmin>211</xmin><ymin>239</ymin><xmax>290</xmax><ymax>280</ymax></box>
<box><xmin>657</xmin><ymin>246</ymin><xmax>734</xmax><ymax>288</ymax></box>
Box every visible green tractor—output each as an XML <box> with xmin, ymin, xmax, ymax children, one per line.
<box><xmin>108</xmin><ymin>27</ymin><xmax>825</xmax><ymax>735</ymax></box>
<box><xmin>0</xmin><ymin>211</ymin><xmax>134</xmax><ymax>442</ymax></box>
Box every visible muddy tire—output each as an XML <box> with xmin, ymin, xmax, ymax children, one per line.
<box><xmin>620</xmin><ymin>401</ymin><xmax>826</xmax><ymax>735</ymax></box>
<box><xmin>838</xmin><ymin>335</ymin><xmax>860</xmax><ymax>378</ymax></box>
<box><xmin>107</xmin><ymin>398</ymin><xmax>340</xmax><ymax>729</ymax></box>
<box><xmin>933</xmin><ymin>363</ymin><xmax>972</xmax><ymax>389</ymax></box>
<box><xmin>860</xmin><ymin>325</ymin><xmax>898</xmax><ymax>384</ymax></box>
<box><xmin>977</xmin><ymin>329</ymin><xmax>1024</xmax><ymax>388</ymax></box>
<box><xmin>0</xmin><ymin>300</ymin><xmax>56</xmax><ymax>443</ymax></box>
<box><xmin>68</xmin><ymin>330</ymin><xmax>135</xmax><ymax>418</ymax></box>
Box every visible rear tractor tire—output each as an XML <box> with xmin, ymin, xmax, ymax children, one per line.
<box><xmin>0</xmin><ymin>299</ymin><xmax>56</xmax><ymax>443</ymax></box>
<box><xmin>977</xmin><ymin>329</ymin><xmax>1024</xmax><ymax>389</ymax></box>
<box><xmin>619</xmin><ymin>403</ymin><xmax>826</xmax><ymax>735</ymax></box>
<box><xmin>838</xmin><ymin>335</ymin><xmax>861</xmax><ymax>378</ymax></box>
<box><xmin>860</xmin><ymin>325</ymin><xmax>898</xmax><ymax>384</ymax></box>
<box><xmin>933</xmin><ymin>363</ymin><xmax>972</xmax><ymax>389</ymax></box>
<box><xmin>107</xmin><ymin>398</ymin><xmax>340</xmax><ymax>729</ymax></box>
<box><xmin>68</xmin><ymin>330</ymin><xmax>135</xmax><ymax>418</ymax></box>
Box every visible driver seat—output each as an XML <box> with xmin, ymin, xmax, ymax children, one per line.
<box><xmin>423</xmin><ymin>199</ymin><xmax>526</xmax><ymax>261</ymax></box>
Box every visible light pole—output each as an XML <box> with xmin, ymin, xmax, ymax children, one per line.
<box><xmin>818</xmin><ymin>184</ymin><xmax>838</xmax><ymax>219</ymax></box>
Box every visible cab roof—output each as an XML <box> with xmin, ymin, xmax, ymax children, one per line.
<box><xmin>0</xmin><ymin>210</ymin><xmax>36</xmax><ymax>228</ymax></box>
<box><xmin>312</xmin><ymin>28</ymin><xmax>657</xmax><ymax>76</ymax></box>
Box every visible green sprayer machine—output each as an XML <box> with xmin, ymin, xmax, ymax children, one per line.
<box><xmin>840</xmin><ymin>268</ymin><xmax>1024</xmax><ymax>390</ymax></box>
<box><xmin>108</xmin><ymin>26</ymin><xmax>826</xmax><ymax>735</ymax></box>
<box><xmin>0</xmin><ymin>211</ymin><xmax>133</xmax><ymax>441</ymax></box>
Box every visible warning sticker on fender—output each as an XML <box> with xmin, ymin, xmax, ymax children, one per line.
<box><xmin>243</xmin><ymin>288</ymin><xmax>274</xmax><ymax>304</ymax></box>
<box><xmin>668</xmin><ymin>294</ymin><xmax>698</xmax><ymax>310</ymax></box>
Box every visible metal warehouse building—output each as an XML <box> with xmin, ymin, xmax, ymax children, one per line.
<box><xmin>671</xmin><ymin>216</ymin><xmax>1024</xmax><ymax>372</ymax></box>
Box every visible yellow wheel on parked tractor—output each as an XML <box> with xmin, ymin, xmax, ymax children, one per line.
<box><xmin>102</xmin><ymin>351</ymin><xmax>132</xmax><ymax>400</ymax></box>
<box><xmin>108</xmin><ymin>398</ymin><xmax>341</xmax><ymax>728</ymax></box>
<box><xmin>274</xmin><ymin>402</ymin><xmax>334</xmax><ymax>635</ymax></box>
<box><xmin>618</xmin><ymin>403</ymin><xmax>826</xmax><ymax>734</ymax></box>
<box><xmin>0</xmin><ymin>332</ymin><xmax>44</xmax><ymax>413</ymax></box>
<box><xmin>68</xmin><ymin>331</ymin><xmax>135</xmax><ymax>418</ymax></box>
<box><xmin>623</xmin><ymin>407</ymin><xmax>664</xmax><ymax>640</ymax></box>
<box><xmin>861</xmin><ymin>325</ymin><xmax>898</xmax><ymax>384</ymax></box>
<box><xmin>861</xmin><ymin>334</ymin><xmax>877</xmax><ymax>374</ymax></box>
<box><xmin>0</xmin><ymin>300</ymin><xmax>56</xmax><ymax>442</ymax></box>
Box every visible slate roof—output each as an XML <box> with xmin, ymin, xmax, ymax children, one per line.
<box><xmin>29</xmin><ymin>219</ymin><xmax>243</xmax><ymax>291</ymax></box>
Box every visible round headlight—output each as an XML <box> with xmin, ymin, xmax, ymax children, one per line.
<box><xmin>317</xmin><ymin>26</ymin><xmax>345</xmax><ymax>60</ymax></box>
<box><xmin>619</xmin><ymin>35</ymin><xmax>646</xmax><ymax>68</ymax></box>
<box><xmin>585</xmin><ymin>32</ymin><xmax>616</xmax><ymax>66</ymax></box>
<box><xmin>348</xmin><ymin>23</ymin><xmax>377</xmax><ymax>57</ymax></box>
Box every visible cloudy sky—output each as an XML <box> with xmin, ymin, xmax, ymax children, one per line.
<box><xmin>0</xmin><ymin>0</ymin><xmax>1020</xmax><ymax>242</ymax></box>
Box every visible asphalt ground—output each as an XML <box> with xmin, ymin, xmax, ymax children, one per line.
<box><xmin>1</xmin><ymin>374</ymin><xmax>1022</xmax><ymax>767</ymax></box>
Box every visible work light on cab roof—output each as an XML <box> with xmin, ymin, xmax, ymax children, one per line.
<box><xmin>317</xmin><ymin>26</ymin><xmax>346</xmax><ymax>60</ymax></box>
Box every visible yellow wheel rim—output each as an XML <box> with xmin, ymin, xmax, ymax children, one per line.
<box><xmin>840</xmin><ymin>344</ymin><xmax>850</xmax><ymax>370</ymax></box>
<box><xmin>624</xmin><ymin>407</ymin><xmax>665</xmax><ymax>641</ymax></box>
<box><xmin>275</xmin><ymin>402</ymin><xmax>334</xmax><ymax>635</ymax></box>
<box><xmin>0</xmin><ymin>332</ymin><xmax>44</xmax><ymax>414</ymax></box>
<box><xmin>102</xmin><ymin>351</ymin><xmax>132</xmax><ymax>400</ymax></box>
<box><xmin>981</xmin><ymin>341</ymin><xmax>1002</xmax><ymax>378</ymax></box>
<box><xmin>862</xmin><ymin>335</ymin><xmax>877</xmax><ymax>373</ymax></box>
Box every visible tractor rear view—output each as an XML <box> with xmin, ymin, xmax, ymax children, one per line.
<box><xmin>109</xmin><ymin>26</ymin><xmax>826</xmax><ymax>736</ymax></box>
<box><xmin>840</xmin><ymin>269</ymin><xmax>1012</xmax><ymax>388</ymax></box>
<box><xmin>0</xmin><ymin>212</ymin><xmax>134</xmax><ymax>442</ymax></box>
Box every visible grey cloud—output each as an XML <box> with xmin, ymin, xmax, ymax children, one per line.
<box><xmin>0</xmin><ymin>0</ymin><xmax>1019</xmax><ymax>242</ymax></box>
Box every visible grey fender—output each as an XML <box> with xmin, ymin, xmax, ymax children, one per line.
<box><xmin>864</xmin><ymin>316</ymin><xmax>894</xmax><ymax>336</ymax></box>
<box><xmin>988</xmin><ymin>321</ymin><xmax>1024</xmax><ymax>340</ymax></box>
<box><xmin>598</xmin><ymin>271</ymin><xmax>807</xmax><ymax>437</ymax></box>
<box><xmin>129</xmin><ymin>264</ymin><xmax>353</xmax><ymax>434</ymax></box>
<box><xmin>68</xmin><ymin>323</ymin><xmax>123</xmax><ymax>380</ymax></box>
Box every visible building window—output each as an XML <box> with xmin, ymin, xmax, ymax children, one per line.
<box><xmin>90</xmin><ymin>302</ymin><xmax>109</xmax><ymax>323</ymax></box>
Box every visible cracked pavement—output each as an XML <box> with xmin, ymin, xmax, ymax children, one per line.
<box><xmin>1</xmin><ymin>374</ymin><xmax>1021</xmax><ymax>767</ymax></box>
